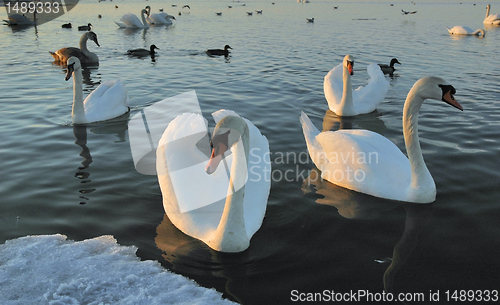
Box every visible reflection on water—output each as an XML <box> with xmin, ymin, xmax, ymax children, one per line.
<box><xmin>71</xmin><ymin>117</ymin><xmax>129</xmax><ymax>205</ymax></box>
<box><xmin>303</xmin><ymin>167</ymin><xmax>434</xmax><ymax>298</ymax></box>
<box><xmin>321</xmin><ymin>109</ymin><xmax>387</xmax><ymax>134</ymax></box>
<box><xmin>73</xmin><ymin>126</ymin><xmax>95</xmax><ymax>205</ymax></box>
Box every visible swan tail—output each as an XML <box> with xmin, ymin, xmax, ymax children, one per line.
<box><xmin>299</xmin><ymin>111</ymin><xmax>320</xmax><ymax>139</ymax></box>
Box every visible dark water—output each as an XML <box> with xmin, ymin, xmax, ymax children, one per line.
<box><xmin>1</xmin><ymin>0</ymin><xmax>499</xmax><ymax>304</ymax></box>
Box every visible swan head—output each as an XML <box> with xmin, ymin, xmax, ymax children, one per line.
<box><xmin>206</xmin><ymin>115</ymin><xmax>249</xmax><ymax>175</ymax></box>
<box><xmin>87</xmin><ymin>31</ymin><xmax>100</xmax><ymax>47</ymax></box>
<box><xmin>141</xmin><ymin>9</ymin><xmax>149</xmax><ymax>16</ymax></box>
<box><xmin>144</xmin><ymin>5</ymin><xmax>151</xmax><ymax>15</ymax></box>
<box><xmin>412</xmin><ymin>77</ymin><xmax>463</xmax><ymax>111</ymax></box>
<box><xmin>224</xmin><ymin>45</ymin><xmax>232</xmax><ymax>51</ymax></box>
<box><xmin>343</xmin><ymin>55</ymin><xmax>354</xmax><ymax>75</ymax></box>
<box><xmin>65</xmin><ymin>57</ymin><xmax>81</xmax><ymax>81</ymax></box>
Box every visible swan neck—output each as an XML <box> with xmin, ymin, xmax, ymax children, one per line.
<box><xmin>402</xmin><ymin>90</ymin><xmax>432</xmax><ymax>191</ymax></box>
<box><xmin>79</xmin><ymin>34</ymin><xmax>89</xmax><ymax>52</ymax></box>
<box><xmin>211</xmin><ymin>125</ymin><xmax>250</xmax><ymax>252</ymax></box>
<box><xmin>71</xmin><ymin>68</ymin><xmax>86</xmax><ymax>124</ymax></box>
<box><xmin>141</xmin><ymin>11</ymin><xmax>148</xmax><ymax>26</ymax></box>
<box><xmin>486</xmin><ymin>5</ymin><xmax>490</xmax><ymax>18</ymax></box>
<box><xmin>339</xmin><ymin>65</ymin><xmax>355</xmax><ymax>115</ymax></box>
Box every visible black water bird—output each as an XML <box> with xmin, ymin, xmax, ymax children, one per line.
<box><xmin>206</xmin><ymin>45</ymin><xmax>232</xmax><ymax>56</ymax></box>
<box><xmin>62</xmin><ymin>23</ymin><xmax>72</xmax><ymax>28</ymax></box>
<box><xmin>216</xmin><ymin>12</ymin><xmax>222</xmax><ymax>16</ymax></box>
<box><xmin>247</xmin><ymin>12</ymin><xmax>253</xmax><ymax>16</ymax></box>
<box><xmin>183</xmin><ymin>5</ymin><xmax>190</xmax><ymax>9</ymax></box>
<box><xmin>256</xmin><ymin>10</ymin><xmax>263</xmax><ymax>14</ymax></box>
<box><xmin>378</xmin><ymin>58</ymin><xmax>401</xmax><ymax>75</ymax></box>
<box><xmin>78</xmin><ymin>23</ymin><xmax>92</xmax><ymax>31</ymax></box>
<box><xmin>127</xmin><ymin>44</ymin><xmax>159</xmax><ymax>57</ymax></box>
<box><xmin>306</xmin><ymin>17</ymin><xmax>314</xmax><ymax>23</ymax></box>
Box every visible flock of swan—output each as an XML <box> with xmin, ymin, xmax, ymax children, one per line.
<box><xmin>39</xmin><ymin>3</ymin><xmax>499</xmax><ymax>253</ymax></box>
<box><xmin>115</xmin><ymin>6</ymin><xmax>176</xmax><ymax>28</ymax></box>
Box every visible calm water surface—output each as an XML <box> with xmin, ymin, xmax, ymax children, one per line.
<box><xmin>1</xmin><ymin>0</ymin><xmax>500</xmax><ymax>304</ymax></box>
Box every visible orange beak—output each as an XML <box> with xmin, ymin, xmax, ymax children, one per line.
<box><xmin>205</xmin><ymin>142</ymin><xmax>228</xmax><ymax>174</ymax></box>
<box><xmin>347</xmin><ymin>61</ymin><xmax>354</xmax><ymax>75</ymax></box>
<box><xmin>442</xmin><ymin>91</ymin><xmax>463</xmax><ymax>111</ymax></box>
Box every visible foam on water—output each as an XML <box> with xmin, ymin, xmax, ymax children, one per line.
<box><xmin>0</xmin><ymin>234</ymin><xmax>236</xmax><ymax>305</ymax></box>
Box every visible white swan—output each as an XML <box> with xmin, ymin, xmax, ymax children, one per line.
<box><xmin>50</xmin><ymin>32</ymin><xmax>100</xmax><ymax>66</ymax></box>
<box><xmin>484</xmin><ymin>4</ymin><xmax>500</xmax><ymax>25</ymax></box>
<box><xmin>301</xmin><ymin>76</ymin><xmax>463</xmax><ymax>203</ymax></box>
<box><xmin>156</xmin><ymin>110</ymin><xmax>270</xmax><ymax>252</ymax></box>
<box><xmin>65</xmin><ymin>57</ymin><xmax>129</xmax><ymax>124</ymax></box>
<box><xmin>447</xmin><ymin>26</ymin><xmax>485</xmax><ymax>36</ymax></box>
<box><xmin>145</xmin><ymin>6</ymin><xmax>175</xmax><ymax>25</ymax></box>
<box><xmin>324</xmin><ymin>55</ymin><xmax>390</xmax><ymax>117</ymax></box>
<box><xmin>3</xmin><ymin>13</ymin><xmax>36</xmax><ymax>25</ymax></box>
<box><xmin>115</xmin><ymin>9</ymin><xmax>149</xmax><ymax>28</ymax></box>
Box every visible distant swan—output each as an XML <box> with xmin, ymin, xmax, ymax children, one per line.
<box><xmin>50</xmin><ymin>31</ymin><xmax>100</xmax><ymax>66</ymax></box>
<box><xmin>484</xmin><ymin>4</ymin><xmax>500</xmax><ymax>25</ymax></box>
<box><xmin>324</xmin><ymin>55</ymin><xmax>390</xmax><ymax>117</ymax></box>
<box><xmin>301</xmin><ymin>76</ymin><xmax>463</xmax><ymax>203</ymax></box>
<box><xmin>65</xmin><ymin>57</ymin><xmax>129</xmax><ymax>124</ymax></box>
<box><xmin>145</xmin><ymin>6</ymin><xmax>175</xmax><ymax>25</ymax></box>
<box><xmin>156</xmin><ymin>110</ymin><xmax>270</xmax><ymax>252</ymax></box>
<box><xmin>447</xmin><ymin>26</ymin><xmax>485</xmax><ymax>36</ymax></box>
<box><xmin>115</xmin><ymin>9</ymin><xmax>149</xmax><ymax>28</ymax></box>
<box><xmin>378</xmin><ymin>58</ymin><xmax>401</xmax><ymax>75</ymax></box>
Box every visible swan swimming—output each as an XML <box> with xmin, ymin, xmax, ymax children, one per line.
<box><xmin>65</xmin><ymin>57</ymin><xmax>129</xmax><ymax>124</ymax></box>
<box><xmin>115</xmin><ymin>9</ymin><xmax>149</xmax><ymax>28</ymax></box>
<box><xmin>156</xmin><ymin>110</ymin><xmax>270</xmax><ymax>252</ymax></box>
<box><xmin>50</xmin><ymin>31</ymin><xmax>100</xmax><ymax>66</ymax></box>
<box><xmin>302</xmin><ymin>76</ymin><xmax>463</xmax><ymax>203</ymax></box>
<box><xmin>324</xmin><ymin>55</ymin><xmax>390</xmax><ymax>117</ymax></box>
<box><xmin>447</xmin><ymin>26</ymin><xmax>485</xmax><ymax>36</ymax></box>
<box><xmin>484</xmin><ymin>4</ymin><xmax>500</xmax><ymax>25</ymax></box>
<box><xmin>145</xmin><ymin>6</ymin><xmax>175</xmax><ymax>25</ymax></box>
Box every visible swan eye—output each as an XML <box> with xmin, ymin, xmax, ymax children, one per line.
<box><xmin>439</xmin><ymin>84</ymin><xmax>456</xmax><ymax>100</ymax></box>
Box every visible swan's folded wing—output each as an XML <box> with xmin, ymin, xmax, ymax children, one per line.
<box><xmin>52</xmin><ymin>47</ymin><xmax>86</xmax><ymax>62</ymax></box>
<box><xmin>352</xmin><ymin>64</ymin><xmax>390</xmax><ymax>114</ymax></box>
<box><xmin>121</xmin><ymin>13</ymin><xmax>142</xmax><ymax>27</ymax></box>
<box><xmin>83</xmin><ymin>80</ymin><xmax>129</xmax><ymax>121</ymax></box>
<box><xmin>316</xmin><ymin>129</ymin><xmax>411</xmax><ymax>200</ymax></box>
